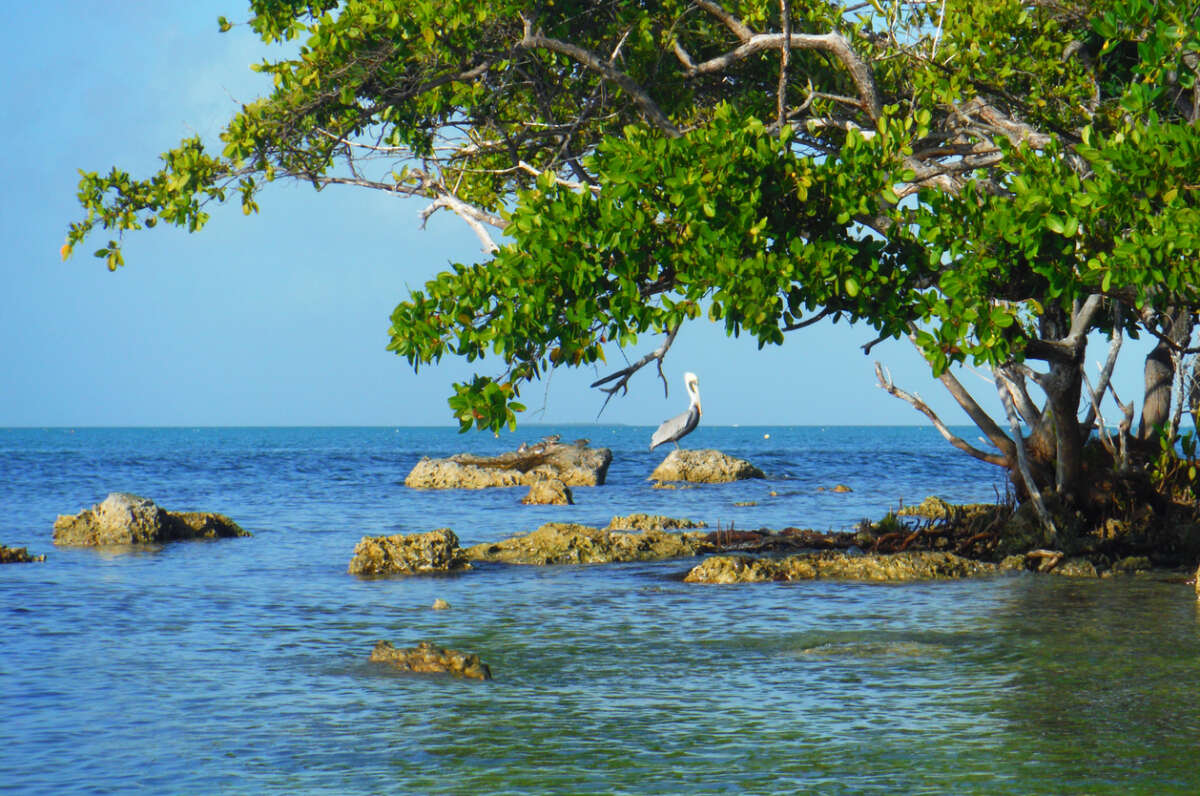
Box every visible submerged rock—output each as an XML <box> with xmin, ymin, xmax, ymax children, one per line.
<box><xmin>683</xmin><ymin>551</ymin><xmax>998</xmax><ymax>583</ymax></box>
<box><xmin>465</xmin><ymin>522</ymin><xmax>714</xmax><ymax>565</ymax></box>
<box><xmin>52</xmin><ymin>493</ymin><xmax>249</xmax><ymax>547</ymax></box>
<box><xmin>370</xmin><ymin>640</ymin><xmax>492</xmax><ymax>680</ymax></box>
<box><xmin>649</xmin><ymin>449</ymin><xmax>765</xmax><ymax>483</ymax></box>
<box><xmin>349</xmin><ymin>528</ymin><xmax>471</xmax><ymax>576</ymax></box>
<box><xmin>521</xmin><ymin>477</ymin><xmax>574</xmax><ymax>505</ymax></box>
<box><xmin>405</xmin><ymin>441</ymin><xmax>612</xmax><ymax>489</ymax></box>
<box><xmin>1</xmin><ymin>545</ymin><xmax>45</xmax><ymax>564</ymax></box>
<box><xmin>604</xmin><ymin>513</ymin><xmax>707</xmax><ymax>532</ymax></box>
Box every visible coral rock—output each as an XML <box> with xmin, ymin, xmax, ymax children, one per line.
<box><xmin>370</xmin><ymin>641</ymin><xmax>491</xmax><ymax>680</ymax></box>
<box><xmin>349</xmin><ymin>528</ymin><xmax>470</xmax><ymax>576</ymax></box>
<box><xmin>684</xmin><ymin>551</ymin><xmax>998</xmax><ymax>584</ymax></box>
<box><xmin>465</xmin><ymin>522</ymin><xmax>713</xmax><ymax>565</ymax></box>
<box><xmin>405</xmin><ymin>442</ymin><xmax>612</xmax><ymax>489</ymax></box>
<box><xmin>649</xmin><ymin>449</ymin><xmax>765</xmax><ymax>483</ymax></box>
<box><xmin>521</xmin><ymin>477</ymin><xmax>574</xmax><ymax>505</ymax></box>
<box><xmin>1</xmin><ymin>545</ymin><xmax>45</xmax><ymax>564</ymax></box>
<box><xmin>52</xmin><ymin>493</ymin><xmax>248</xmax><ymax>547</ymax></box>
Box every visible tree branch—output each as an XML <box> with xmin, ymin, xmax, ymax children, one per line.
<box><xmin>519</xmin><ymin>16</ymin><xmax>682</xmax><ymax>137</ymax></box>
<box><xmin>685</xmin><ymin>32</ymin><xmax>882</xmax><ymax>119</ymax></box>
<box><xmin>875</xmin><ymin>362</ymin><xmax>1009</xmax><ymax>466</ymax></box>
<box><xmin>995</xmin><ymin>367</ymin><xmax>1058</xmax><ymax>540</ymax></box>
<box><xmin>589</xmin><ymin>325</ymin><xmax>681</xmax><ymax>416</ymax></box>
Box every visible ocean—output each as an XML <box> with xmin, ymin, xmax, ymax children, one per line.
<box><xmin>2</xmin><ymin>425</ymin><xmax>1199</xmax><ymax>793</ymax></box>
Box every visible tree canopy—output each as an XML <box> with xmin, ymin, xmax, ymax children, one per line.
<box><xmin>66</xmin><ymin>0</ymin><xmax>1200</xmax><ymax>526</ymax></box>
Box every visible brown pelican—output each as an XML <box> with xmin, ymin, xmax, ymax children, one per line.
<box><xmin>649</xmin><ymin>372</ymin><xmax>701</xmax><ymax>451</ymax></box>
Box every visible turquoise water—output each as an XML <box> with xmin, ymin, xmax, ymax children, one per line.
<box><xmin>2</xmin><ymin>426</ymin><xmax>1199</xmax><ymax>793</ymax></box>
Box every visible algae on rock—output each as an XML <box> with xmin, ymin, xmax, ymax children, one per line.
<box><xmin>349</xmin><ymin>528</ymin><xmax>471</xmax><ymax>575</ymax></box>
<box><xmin>370</xmin><ymin>640</ymin><xmax>492</xmax><ymax>680</ymax></box>
<box><xmin>465</xmin><ymin>522</ymin><xmax>715</xmax><ymax>565</ymax></box>
<box><xmin>684</xmin><ymin>551</ymin><xmax>998</xmax><ymax>583</ymax></box>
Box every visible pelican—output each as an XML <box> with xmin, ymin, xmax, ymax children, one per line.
<box><xmin>649</xmin><ymin>372</ymin><xmax>701</xmax><ymax>451</ymax></box>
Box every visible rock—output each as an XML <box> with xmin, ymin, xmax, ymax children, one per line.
<box><xmin>52</xmin><ymin>493</ymin><xmax>249</xmax><ymax>547</ymax></box>
<box><xmin>405</xmin><ymin>441</ymin><xmax>612</xmax><ymax>489</ymax></box>
<box><xmin>521</xmin><ymin>477</ymin><xmax>574</xmax><ymax>505</ymax></box>
<box><xmin>431</xmin><ymin>598</ymin><xmax>451</xmax><ymax>610</ymax></box>
<box><xmin>370</xmin><ymin>641</ymin><xmax>491</xmax><ymax>680</ymax></box>
<box><xmin>831</xmin><ymin>484</ymin><xmax>853</xmax><ymax>493</ymax></box>
<box><xmin>1111</xmin><ymin>555</ymin><xmax>1152</xmax><ymax>574</ymax></box>
<box><xmin>349</xmin><ymin>528</ymin><xmax>471</xmax><ymax>575</ymax></box>
<box><xmin>465</xmin><ymin>522</ymin><xmax>714</xmax><ymax>565</ymax></box>
<box><xmin>1</xmin><ymin>545</ymin><xmax>45</xmax><ymax>564</ymax></box>
<box><xmin>683</xmin><ymin>551</ymin><xmax>998</xmax><ymax>583</ymax></box>
<box><xmin>604</xmin><ymin>514</ymin><xmax>707</xmax><ymax>532</ymax></box>
<box><xmin>999</xmin><ymin>551</ymin><xmax>1099</xmax><ymax>577</ymax></box>
<box><xmin>649</xmin><ymin>449</ymin><xmax>765</xmax><ymax>483</ymax></box>
<box><xmin>1053</xmin><ymin>558</ymin><xmax>1100</xmax><ymax>578</ymax></box>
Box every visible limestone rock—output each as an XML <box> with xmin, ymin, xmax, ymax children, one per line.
<box><xmin>52</xmin><ymin>493</ymin><xmax>249</xmax><ymax>547</ymax></box>
<box><xmin>370</xmin><ymin>641</ymin><xmax>492</xmax><ymax>680</ymax></box>
<box><xmin>405</xmin><ymin>441</ymin><xmax>612</xmax><ymax>489</ymax></box>
<box><xmin>604</xmin><ymin>513</ymin><xmax>707</xmax><ymax>532</ymax></box>
<box><xmin>349</xmin><ymin>528</ymin><xmax>470</xmax><ymax>576</ymax></box>
<box><xmin>465</xmin><ymin>522</ymin><xmax>714</xmax><ymax>565</ymax></box>
<box><xmin>649</xmin><ymin>449</ymin><xmax>765</xmax><ymax>483</ymax></box>
<box><xmin>684</xmin><ymin>551</ymin><xmax>998</xmax><ymax>583</ymax></box>
<box><xmin>521</xmin><ymin>477</ymin><xmax>574</xmax><ymax>505</ymax></box>
<box><xmin>1</xmin><ymin>545</ymin><xmax>45</xmax><ymax>564</ymax></box>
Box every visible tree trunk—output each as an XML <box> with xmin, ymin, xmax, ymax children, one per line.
<box><xmin>1139</xmin><ymin>311</ymin><xmax>1192</xmax><ymax>440</ymax></box>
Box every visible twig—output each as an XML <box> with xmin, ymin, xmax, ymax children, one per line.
<box><xmin>590</xmin><ymin>325</ymin><xmax>682</xmax><ymax>415</ymax></box>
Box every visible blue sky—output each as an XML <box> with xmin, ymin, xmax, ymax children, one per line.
<box><xmin>0</xmin><ymin>3</ymin><xmax>1158</xmax><ymax>430</ymax></box>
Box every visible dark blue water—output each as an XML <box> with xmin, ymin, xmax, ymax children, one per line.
<box><xmin>3</xmin><ymin>426</ymin><xmax>1199</xmax><ymax>793</ymax></box>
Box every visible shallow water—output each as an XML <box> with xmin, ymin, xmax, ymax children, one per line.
<box><xmin>3</xmin><ymin>427</ymin><xmax>1199</xmax><ymax>793</ymax></box>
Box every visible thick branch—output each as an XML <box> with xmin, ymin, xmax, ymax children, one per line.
<box><xmin>875</xmin><ymin>363</ymin><xmax>1009</xmax><ymax>466</ymax></box>
<box><xmin>686</xmin><ymin>32</ymin><xmax>882</xmax><ymax>119</ymax></box>
<box><xmin>519</xmin><ymin>16</ymin><xmax>682</xmax><ymax>137</ymax></box>
<box><xmin>995</xmin><ymin>368</ymin><xmax>1058</xmax><ymax>540</ymax></box>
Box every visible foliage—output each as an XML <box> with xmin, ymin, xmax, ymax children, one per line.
<box><xmin>64</xmin><ymin>0</ymin><xmax>1200</xmax><ymax>519</ymax></box>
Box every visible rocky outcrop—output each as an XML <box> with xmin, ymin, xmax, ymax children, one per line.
<box><xmin>649</xmin><ymin>449</ymin><xmax>765</xmax><ymax>483</ymax></box>
<box><xmin>522</xmin><ymin>477</ymin><xmax>573</xmax><ymax>505</ymax></box>
<box><xmin>370</xmin><ymin>641</ymin><xmax>492</xmax><ymax>680</ymax></box>
<box><xmin>465</xmin><ymin>522</ymin><xmax>715</xmax><ymax>565</ymax></box>
<box><xmin>349</xmin><ymin>528</ymin><xmax>471</xmax><ymax>575</ymax></box>
<box><xmin>684</xmin><ymin>551</ymin><xmax>998</xmax><ymax>583</ymax></box>
<box><xmin>998</xmin><ymin>550</ymin><xmax>1100</xmax><ymax>577</ymax></box>
<box><xmin>52</xmin><ymin>493</ymin><xmax>249</xmax><ymax>546</ymax></box>
<box><xmin>604</xmin><ymin>513</ymin><xmax>707</xmax><ymax>531</ymax></box>
<box><xmin>1</xmin><ymin>545</ymin><xmax>45</xmax><ymax>563</ymax></box>
<box><xmin>405</xmin><ymin>440</ymin><xmax>612</xmax><ymax>489</ymax></box>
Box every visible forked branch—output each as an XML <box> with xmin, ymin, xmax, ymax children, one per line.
<box><xmin>590</xmin><ymin>325</ymin><xmax>682</xmax><ymax>415</ymax></box>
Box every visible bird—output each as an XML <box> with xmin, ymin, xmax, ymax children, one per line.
<box><xmin>649</xmin><ymin>372</ymin><xmax>702</xmax><ymax>451</ymax></box>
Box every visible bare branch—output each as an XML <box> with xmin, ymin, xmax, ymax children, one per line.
<box><xmin>875</xmin><ymin>362</ymin><xmax>1009</xmax><ymax>466</ymax></box>
<box><xmin>776</xmin><ymin>0</ymin><xmax>792</xmax><ymax>130</ymax></box>
<box><xmin>692</xmin><ymin>0</ymin><xmax>754</xmax><ymax>42</ymax></box>
<box><xmin>685</xmin><ymin>32</ymin><xmax>882</xmax><ymax>119</ymax></box>
<box><xmin>995</xmin><ymin>368</ymin><xmax>1057</xmax><ymax>540</ymax></box>
<box><xmin>589</xmin><ymin>325</ymin><xmax>682</xmax><ymax>416</ymax></box>
<box><xmin>1080</xmin><ymin>316</ymin><xmax>1123</xmax><ymax>429</ymax></box>
<box><xmin>519</xmin><ymin>16</ymin><xmax>682</xmax><ymax>137</ymax></box>
<box><xmin>781</xmin><ymin>307</ymin><xmax>834</xmax><ymax>331</ymax></box>
<box><xmin>419</xmin><ymin>190</ymin><xmax>506</xmax><ymax>253</ymax></box>
<box><xmin>1082</xmin><ymin>370</ymin><xmax>1116</xmax><ymax>455</ymax></box>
